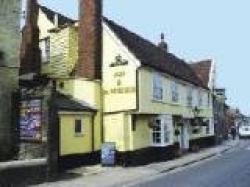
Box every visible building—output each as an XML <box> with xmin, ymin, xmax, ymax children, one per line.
<box><xmin>0</xmin><ymin>0</ymin><xmax>21</xmax><ymax>160</ymax></box>
<box><xmin>213</xmin><ymin>88</ymin><xmax>227</xmax><ymax>143</ymax></box>
<box><xmin>102</xmin><ymin>19</ymin><xmax>214</xmax><ymax>165</ymax></box>
<box><xmin>19</xmin><ymin>0</ymin><xmax>215</xmax><ymax>168</ymax></box>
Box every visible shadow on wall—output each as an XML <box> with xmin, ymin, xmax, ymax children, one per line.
<box><xmin>0</xmin><ymin>51</ymin><xmax>4</xmax><ymax>65</ymax></box>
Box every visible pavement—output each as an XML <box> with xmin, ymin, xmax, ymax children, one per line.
<box><xmin>33</xmin><ymin>139</ymin><xmax>239</xmax><ymax>187</ymax></box>
<box><xmin>0</xmin><ymin>158</ymin><xmax>46</xmax><ymax>171</ymax></box>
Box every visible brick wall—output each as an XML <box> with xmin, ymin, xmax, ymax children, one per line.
<box><xmin>76</xmin><ymin>0</ymin><xmax>102</xmax><ymax>79</ymax></box>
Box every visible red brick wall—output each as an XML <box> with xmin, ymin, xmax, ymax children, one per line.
<box><xmin>76</xmin><ymin>0</ymin><xmax>102</xmax><ymax>79</ymax></box>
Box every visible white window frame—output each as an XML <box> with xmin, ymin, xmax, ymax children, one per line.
<box><xmin>187</xmin><ymin>87</ymin><xmax>193</xmax><ymax>107</ymax></box>
<box><xmin>198</xmin><ymin>90</ymin><xmax>203</xmax><ymax>107</ymax></box>
<box><xmin>171</xmin><ymin>82</ymin><xmax>179</xmax><ymax>103</ymax></box>
<box><xmin>39</xmin><ymin>37</ymin><xmax>50</xmax><ymax>64</ymax></box>
<box><xmin>152</xmin><ymin>116</ymin><xmax>172</xmax><ymax>146</ymax></box>
<box><xmin>152</xmin><ymin>73</ymin><xmax>163</xmax><ymax>101</ymax></box>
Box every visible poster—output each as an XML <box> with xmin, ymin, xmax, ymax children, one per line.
<box><xmin>20</xmin><ymin>99</ymin><xmax>42</xmax><ymax>141</ymax></box>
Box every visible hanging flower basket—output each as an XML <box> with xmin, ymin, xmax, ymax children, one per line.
<box><xmin>175</xmin><ymin>129</ymin><xmax>180</xmax><ymax>136</ymax></box>
<box><xmin>192</xmin><ymin>128</ymin><xmax>200</xmax><ymax>134</ymax></box>
<box><xmin>148</xmin><ymin>118</ymin><xmax>155</xmax><ymax>128</ymax></box>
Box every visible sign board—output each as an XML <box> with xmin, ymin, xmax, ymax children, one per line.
<box><xmin>20</xmin><ymin>99</ymin><xmax>42</xmax><ymax>141</ymax></box>
<box><xmin>101</xmin><ymin>142</ymin><xmax>116</xmax><ymax>166</ymax></box>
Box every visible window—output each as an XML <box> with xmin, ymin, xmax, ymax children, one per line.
<box><xmin>187</xmin><ymin>87</ymin><xmax>193</xmax><ymax>106</ymax></box>
<box><xmin>171</xmin><ymin>82</ymin><xmax>179</xmax><ymax>102</ymax></box>
<box><xmin>207</xmin><ymin>93</ymin><xmax>210</xmax><ymax>107</ymax></box>
<box><xmin>152</xmin><ymin>119</ymin><xmax>161</xmax><ymax>144</ymax></box>
<box><xmin>206</xmin><ymin>120</ymin><xmax>210</xmax><ymax>134</ymax></box>
<box><xmin>75</xmin><ymin>119</ymin><xmax>83</xmax><ymax>134</ymax></box>
<box><xmin>153</xmin><ymin>73</ymin><xmax>163</xmax><ymax>101</ymax></box>
<box><xmin>152</xmin><ymin>117</ymin><xmax>172</xmax><ymax>146</ymax></box>
<box><xmin>198</xmin><ymin>91</ymin><xmax>203</xmax><ymax>107</ymax></box>
<box><xmin>39</xmin><ymin>37</ymin><xmax>50</xmax><ymax>63</ymax></box>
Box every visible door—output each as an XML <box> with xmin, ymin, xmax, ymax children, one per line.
<box><xmin>179</xmin><ymin>124</ymin><xmax>189</xmax><ymax>150</ymax></box>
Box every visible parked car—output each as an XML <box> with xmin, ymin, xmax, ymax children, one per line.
<box><xmin>239</xmin><ymin>125</ymin><xmax>250</xmax><ymax>138</ymax></box>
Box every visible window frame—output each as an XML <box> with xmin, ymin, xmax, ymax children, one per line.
<box><xmin>39</xmin><ymin>37</ymin><xmax>50</xmax><ymax>64</ymax></box>
<box><xmin>74</xmin><ymin>119</ymin><xmax>83</xmax><ymax>136</ymax></box>
<box><xmin>152</xmin><ymin>73</ymin><xmax>163</xmax><ymax>101</ymax></box>
<box><xmin>171</xmin><ymin>81</ymin><xmax>179</xmax><ymax>103</ymax></box>
<box><xmin>187</xmin><ymin>87</ymin><xmax>193</xmax><ymax>107</ymax></box>
<box><xmin>151</xmin><ymin>116</ymin><xmax>172</xmax><ymax>146</ymax></box>
<box><xmin>198</xmin><ymin>90</ymin><xmax>203</xmax><ymax>107</ymax></box>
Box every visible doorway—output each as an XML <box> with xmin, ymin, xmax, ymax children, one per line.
<box><xmin>179</xmin><ymin>122</ymin><xmax>190</xmax><ymax>150</ymax></box>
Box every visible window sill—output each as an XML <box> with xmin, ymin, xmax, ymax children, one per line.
<box><xmin>169</xmin><ymin>101</ymin><xmax>180</xmax><ymax>106</ymax></box>
<box><xmin>152</xmin><ymin>99</ymin><xmax>164</xmax><ymax>103</ymax></box>
<box><xmin>74</xmin><ymin>133</ymin><xmax>84</xmax><ymax>137</ymax></box>
<box><xmin>151</xmin><ymin>143</ymin><xmax>172</xmax><ymax>147</ymax></box>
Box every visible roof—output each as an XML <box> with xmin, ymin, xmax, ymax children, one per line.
<box><xmin>39</xmin><ymin>5</ymin><xmax>76</xmax><ymax>26</ymax></box>
<box><xmin>103</xmin><ymin>17</ymin><xmax>206</xmax><ymax>88</ymax></box>
<box><xmin>55</xmin><ymin>92</ymin><xmax>96</xmax><ymax>112</ymax></box>
<box><xmin>190</xmin><ymin>60</ymin><xmax>212</xmax><ymax>86</ymax></box>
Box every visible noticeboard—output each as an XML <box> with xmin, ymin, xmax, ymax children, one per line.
<box><xmin>20</xmin><ymin>99</ymin><xmax>42</xmax><ymax>141</ymax></box>
<box><xmin>101</xmin><ymin>142</ymin><xmax>116</xmax><ymax>166</ymax></box>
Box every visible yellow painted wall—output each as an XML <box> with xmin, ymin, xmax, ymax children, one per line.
<box><xmin>138</xmin><ymin>68</ymin><xmax>213</xmax><ymax>118</ymax></box>
<box><xmin>41</xmin><ymin>25</ymin><xmax>77</xmax><ymax>76</ymax></box>
<box><xmin>104</xmin><ymin>113</ymin><xmax>153</xmax><ymax>152</ymax></box>
<box><xmin>47</xmin><ymin>27</ymin><xmax>69</xmax><ymax>76</ymax></box>
<box><xmin>59</xmin><ymin>112</ymin><xmax>94</xmax><ymax>156</ymax></box>
<box><xmin>104</xmin><ymin>113</ymin><xmax>131</xmax><ymax>152</ymax></box>
<box><xmin>56</xmin><ymin>78</ymin><xmax>74</xmax><ymax>96</ymax></box>
<box><xmin>73</xmin><ymin>79</ymin><xmax>102</xmax><ymax>151</ymax></box>
<box><xmin>130</xmin><ymin>115</ymin><xmax>151</xmax><ymax>150</ymax></box>
<box><xmin>68</xmin><ymin>26</ymin><xmax>78</xmax><ymax>73</ymax></box>
<box><xmin>102</xmin><ymin>23</ymin><xmax>139</xmax><ymax>112</ymax></box>
<box><xmin>38</xmin><ymin>8</ymin><xmax>55</xmax><ymax>40</ymax></box>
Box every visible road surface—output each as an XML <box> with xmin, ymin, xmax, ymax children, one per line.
<box><xmin>134</xmin><ymin>140</ymin><xmax>250</xmax><ymax>187</ymax></box>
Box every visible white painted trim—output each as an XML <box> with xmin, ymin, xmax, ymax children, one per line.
<box><xmin>58</xmin><ymin>111</ymin><xmax>94</xmax><ymax>115</ymax></box>
<box><xmin>208</xmin><ymin>60</ymin><xmax>216</xmax><ymax>89</ymax></box>
<box><xmin>151</xmin><ymin>114</ymin><xmax>174</xmax><ymax>146</ymax></box>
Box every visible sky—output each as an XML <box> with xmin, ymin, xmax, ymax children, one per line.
<box><xmin>37</xmin><ymin>0</ymin><xmax>249</xmax><ymax>115</ymax></box>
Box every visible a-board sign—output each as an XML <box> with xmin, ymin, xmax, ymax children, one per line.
<box><xmin>101</xmin><ymin>142</ymin><xmax>116</xmax><ymax>166</ymax></box>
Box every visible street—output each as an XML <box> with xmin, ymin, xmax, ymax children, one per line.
<box><xmin>133</xmin><ymin>139</ymin><xmax>250</xmax><ymax>187</ymax></box>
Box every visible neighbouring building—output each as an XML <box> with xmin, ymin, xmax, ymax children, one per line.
<box><xmin>213</xmin><ymin>88</ymin><xmax>227</xmax><ymax>143</ymax></box>
<box><xmin>0</xmin><ymin>0</ymin><xmax>21</xmax><ymax>160</ymax></box>
<box><xmin>19</xmin><ymin>0</ymin><xmax>215</xmax><ymax>168</ymax></box>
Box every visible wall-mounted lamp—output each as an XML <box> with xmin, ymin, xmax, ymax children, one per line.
<box><xmin>192</xmin><ymin>106</ymin><xmax>200</xmax><ymax>118</ymax></box>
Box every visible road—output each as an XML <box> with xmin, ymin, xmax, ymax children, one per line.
<box><xmin>134</xmin><ymin>140</ymin><xmax>250</xmax><ymax>187</ymax></box>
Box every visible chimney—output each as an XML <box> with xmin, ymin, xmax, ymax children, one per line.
<box><xmin>158</xmin><ymin>33</ymin><xmax>168</xmax><ymax>53</ymax></box>
<box><xmin>76</xmin><ymin>0</ymin><xmax>103</xmax><ymax>79</ymax></box>
<box><xmin>20</xmin><ymin>0</ymin><xmax>41</xmax><ymax>75</ymax></box>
